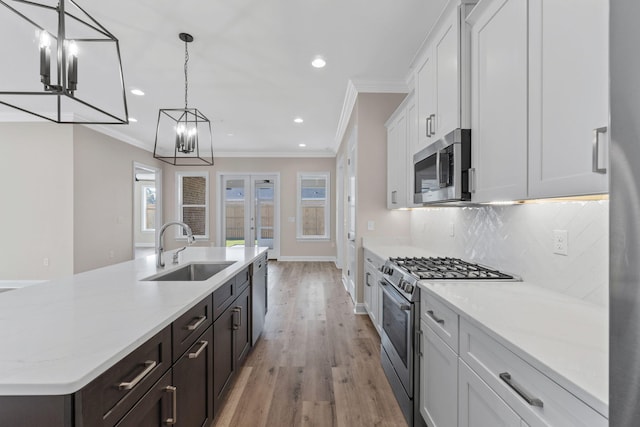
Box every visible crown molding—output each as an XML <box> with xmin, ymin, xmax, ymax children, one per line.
<box><xmin>334</xmin><ymin>79</ymin><xmax>409</xmax><ymax>152</ymax></box>
<box><xmin>81</xmin><ymin>123</ymin><xmax>152</xmax><ymax>153</ymax></box>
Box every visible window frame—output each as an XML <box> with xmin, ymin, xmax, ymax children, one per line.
<box><xmin>141</xmin><ymin>183</ymin><xmax>156</xmax><ymax>232</ymax></box>
<box><xmin>176</xmin><ymin>171</ymin><xmax>209</xmax><ymax>240</ymax></box>
<box><xmin>296</xmin><ymin>171</ymin><xmax>330</xmax><ymax>240</ymax></box>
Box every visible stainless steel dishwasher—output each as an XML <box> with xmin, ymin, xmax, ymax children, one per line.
<box><xmin>251</xmin><ymin>254</ymin><xmax>268</xmax><ymax>345</ymax></box>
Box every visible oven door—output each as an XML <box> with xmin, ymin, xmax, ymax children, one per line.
<box><xmin>380</xmin><ymin>278</ymin><xmax>413</xmax><ymax>397</ymax></box>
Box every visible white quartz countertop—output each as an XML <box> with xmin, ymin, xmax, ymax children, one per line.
<box><xmin>0</xmin><ymin>246</ymin><xmax>267</xmax><ymax>396</ymax></box>
<box><xmin>418</xmin><ymin>281</ymin><xmax>608</xmax><ymax>418</ymax></box>
<box><xmin>362</xmin><ymin>242</ymin><xmax>434</xmax><ymax>260</ymax></box>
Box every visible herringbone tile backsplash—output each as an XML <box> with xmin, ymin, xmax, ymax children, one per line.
<box><xmin>410</xmin><ymin>200</ymin><xmax>609</xmax><ymax>306</ymax></box>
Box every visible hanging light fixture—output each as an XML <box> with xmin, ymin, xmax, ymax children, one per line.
<box><xmin>153</xmin><ymin>33</ymin><xmax>214</xmax><ymax>166</ymax></box>
<box><xmin>0</xmin><ymin>0</ymin><xmax>128</xmax><ymax>124</ymax></box>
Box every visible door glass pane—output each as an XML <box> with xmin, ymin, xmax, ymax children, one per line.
<box><xmin>225</xmin><ymin>179</ymin><xmax>246</xmax><ymax>247</ymax></box>
<box><xmin>255</xmin><ymin>182</ymin><xmax>274</xmax><ymax>249</ymax></box>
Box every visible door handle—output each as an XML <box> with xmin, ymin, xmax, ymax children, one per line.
<box><xmin>429</xmin><ymin>113</ymin><xmax>436</xmax><ymax>136</ymax></box>
<box><xmin>426</xmin><ymin>117</ymin><xmax>431</xmax><ymax>137</ymax></box>
<box><xmin>592</xmin><ymin>126</ymin><xmax>607</xmax><ymax>174</ymax></box>
<box><xmin>165</xmin><ymin>385</ymin><xmax>177</xmax><ymax>425</ymax></box>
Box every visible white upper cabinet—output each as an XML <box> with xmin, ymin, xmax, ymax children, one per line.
<box><xmin>468</xmin><ymin>0</ymin><xmax>529</xmax><ymax>202</ymax></box>
<box><xmin>415</xmin><ymin>1</ymin><xmax>476</xmax><ymax>155</ymax></box>
<box><xmin>468</xmin><ymin>0</ymin><xmax>609</xmax><ymax>202</ymax></box>
<box><xmin>527</xmin><ymin>0</ymin><xmax>609</xmax><ymax>198</ymax></box>
<box><xmin>386</xmin><ymin>94</ymin><xmax>413</xmax><ymax>209</ymax></box>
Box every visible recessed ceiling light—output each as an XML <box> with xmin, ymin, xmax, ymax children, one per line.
<box><xmin>130</xmin><ymin>89</ymin><xmax>145</xmax><ymax>96</ymax></box>
<box><xmin>311</xmin><ymin>56</ymin><xmax>326</xmax><ymax>68</ymax></box>
<box><xmin>294</xmin><ymin>117</ymin><xmax>304</xmax><ymax>124</ymax></box>
<box><xmin>299</xmin><ymin>143</ymin><xmax>307</xmax><ymax>148</ymax></box>
<box><xmin>128</xmin><ymin>117</ymin><xmax>138</xmax><ymax>123</ymax></box>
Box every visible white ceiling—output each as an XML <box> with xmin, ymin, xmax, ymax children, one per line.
<box><xmin>1</xmin><ymin>0</ymin><xmax>447</xmax><ymax>156</ymax></box>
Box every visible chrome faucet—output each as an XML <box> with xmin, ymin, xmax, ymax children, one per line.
<box><xmin>157</xmin><ymin>221</ymin><xmax>195</xmax><ymax>268</ymax></box>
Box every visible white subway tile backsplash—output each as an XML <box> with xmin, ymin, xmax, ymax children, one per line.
<box><xmin>410</xmin><ymin>201</ymin><xmax>608</xmax><ymax>306</ymax></box>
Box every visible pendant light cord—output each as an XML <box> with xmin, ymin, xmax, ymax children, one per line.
<box><xmin>184</xmin><ymin>39</ymin><xmax>189</xmax><ymax>109</ymax></box>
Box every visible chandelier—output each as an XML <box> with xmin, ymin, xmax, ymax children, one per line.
<box><xmin>0</xmin><ymin>0</ymin><xmax>128</xmax><ymax>124</ymax></box>
<box><xmin>153</xmin><ymin>32</ymin><xmax>214</xmax><ymax>166</ymax></box>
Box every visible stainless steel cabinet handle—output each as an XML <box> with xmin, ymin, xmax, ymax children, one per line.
<box><xmin>165</xmin><ymin>385</ymin><xmax>177</xmax><ymax>425</ymax></box>
<box><xmin>366</xmin><ymin>272</ymin><xmax>371</xmax><ymax>287</ymax></box>
<box><xmin>499</xmin><ymin>372</ymin><xmax>544</xmax><ymax>408</ymax></box>
<box><xmin>417</xmin><ymin>329</ymin><xmax>423</xmax><ymax>357</ymax></box>
<box><xmin>187</xmin><ymin>340</ymin><xmax>208</xmax><ymax>359</ymax></box>
<box><xmin>238</xmin><ymin>306</ymin><xmax>242</xmax><ymax>328</ymax></box>
<box><xmin>592</xmin><ymin>126</ymin><xmax>607</xmax><ymax>174</ymax></box>
<box><xmin>429</xmin><ymin>114</ymin><xmax>436</xmax><ymax>136</ymax></box>
<box><xmin>118</xmin><ymin>360</ymin><xmax>157</xmax><ymax>390</ymax></box>
<box><xmin>468</xmin><ymin>168</ymin><xmax>476</xmax><ymax>193</ymax></box>
<box><xmin>427</xmin><ymin>310</ymin><xmax>445</xmax><ymax>325</ymax></box>
<box><xmin>232</xmin><ymin>307</ymin><xmax>242</xmax><ymax>330</ymax></box>
<box><xmin>186</xmin><ymin>315</ymin><xmax>207</xmax><ymax>331</ymax></box>
<box><xmin>426</xmin><ymin>117</ymin><xmax>431</xmax><ymax>137</ymax></box>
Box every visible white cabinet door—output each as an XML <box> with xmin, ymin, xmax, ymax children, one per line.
<box><xmin>417</xmin><ymin>54</ymin><xmax>436</xmax><ymax>154</ymax></box>
<box><xmin>387</xmin><ymin>110</ymin><xmax>408</xmax><ymax>209</ymax></box>
<box><xmin>407</xmin><ymin>98</ymin><xmax>418</xmax><ymax>206</ymax></box>
<box><xmin>469</xmin><ymin>0</ymin><xmax>528</xmax><ymax>202</ymax></box>
<box><xmin>363</xmin><ymin>263</ymin><xmax>373</xmax><ymax>314</ymax></box>
<box><xmin>459</xmin><ymin>359</ymin><xmax>522</xmax><ymax>427</ymax></box>
<box><xmin>527</xmin><ymin>0</ymin><xmax>609</xmax><ymax>198</ymax></box>
<box><xmin>420</xmin><ymin>321</ymin><xmax>458</xmax><ymax>427</ymax></box>
<box><xmin>434</xmin><ymin>8</ymin><xmax>460</xmax><ymax>141</ymax></box>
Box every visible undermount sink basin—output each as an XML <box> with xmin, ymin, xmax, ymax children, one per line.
<box><xmin>143</xmin><ymin>262</ymin><xmax>235</xmax><ymax>282</ymax></box>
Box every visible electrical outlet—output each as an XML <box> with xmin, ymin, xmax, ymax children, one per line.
<box><xmin>43</xmin><ymin>257</ymin><xmax>49</xmax><ymax>267</ymax></box>
<box><xmin>553</xmin><ymin>230</ymin><xmax>568</xmax><ymax>255</ymax></box>
<box><xmin>367</xmin><ymin>221</ymin><xmax>375</xmax><ymax>231</ymax></box>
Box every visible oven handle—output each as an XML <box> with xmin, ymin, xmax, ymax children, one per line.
<box><xmin>379</xmin><ymin>280</ymin><xmax>411</xmax><ymax>311</ymax></box>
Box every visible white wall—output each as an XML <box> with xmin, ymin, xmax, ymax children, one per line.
<box><xmin>0</xmin><ymin>123</ymin><xmax>74</xmax><ymax>279</ymax></box>
<box><xmin>410</xmin><ymin>200</ymin><xmax>609</xmax><ymax>306</ymax></box>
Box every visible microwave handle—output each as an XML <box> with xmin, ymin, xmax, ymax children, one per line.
<box><xmin>438</xmin><ymin>149</ymin><xmax>450</xmax><ymax>188</ymax></box>
<box><xmin>468</xmin><ymin>168</ymin><xmax>476</xmax><ymax>193</ymax></box>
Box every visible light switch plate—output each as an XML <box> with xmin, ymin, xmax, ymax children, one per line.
<box><xmin>367</xmin><ymin>221</ymin><xmax>375</xmax><ymax>231</ymax></box>
<box><xmin>553</xmin><ymin>230</ymin><xmax>568</xmax><ymax>255</ymax></box>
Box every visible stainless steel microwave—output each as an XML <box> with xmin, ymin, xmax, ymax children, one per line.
<box><xmin>413</xmin><ymin>129</ymin><xmax>471</xmax><ymax>205</ymax></box>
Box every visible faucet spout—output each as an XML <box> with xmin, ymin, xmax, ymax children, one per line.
<box><xmin>156</xmin><ymin>221</ymin><xmax>195</xmax><ymax>268</ymax></box>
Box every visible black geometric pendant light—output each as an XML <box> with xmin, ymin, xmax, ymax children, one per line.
<box><xmin>153</xmin><ymin>32</ymin><xmax>214</xmax><ymax>166</ymax></box>
<box><xmin>0</xmin><ymin>0</ymin><xmax>128</xmax><ymax>124</ymax></box>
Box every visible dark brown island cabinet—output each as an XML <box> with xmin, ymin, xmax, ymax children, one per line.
<box><xmin>0</xmin><ymin>263</ymin><xmax>266</xmax><ymax>427</ymax></box>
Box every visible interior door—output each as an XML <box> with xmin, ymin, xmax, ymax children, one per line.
<box><xmin>345</xmin><ymin>134</ymin><xmax>357</xmax><ymax>302</ymax></box>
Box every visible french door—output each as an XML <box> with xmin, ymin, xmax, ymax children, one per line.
<box><xmin>218</xmin><ymin>174</ymin><xmax>279</xmax><ymax>258</ymax></box>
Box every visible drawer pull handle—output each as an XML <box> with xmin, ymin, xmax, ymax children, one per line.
<box><xmin>186</xmin><ymin>315</ymin><xmax>207</xmax><ymax>331</ymax></box>
<box><xmin>165</xmin><ymin>385</ymin><xmax>177</xmax><ymax>425</ymax></box>
<box><xmin>427</xmin><ymin>310</ymin><xmax>445</xmax><ymax>325</ymax></box>
<box><xmin>187</xmin><ymin>340</ymin><xmax>208</xmax><ymax>359</ymax></box>
<box><xmin>499</xmin><ymin>372</ymin><xmax>544</xmax><ymax>408</ymax></box>
<box><xmin>118</xmin><ymin>360</ymin><xmax>157</xmax><ymax>390</ymax></box>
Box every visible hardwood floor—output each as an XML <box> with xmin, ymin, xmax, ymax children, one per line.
<box><xmin>213</xmin><ymin>261</ymin><xmax>408</xmax><ymax>427</ymax></box>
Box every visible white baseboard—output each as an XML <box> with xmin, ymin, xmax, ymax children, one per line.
<box><xmin>354</xmin><ymin>303</ymin><xmax>368</xmax><ymax>315</ymax></box>
<box><xmin>277</xmin><ymin>256</ymin><xmax>337</xmax><ymax>262</ymax></box>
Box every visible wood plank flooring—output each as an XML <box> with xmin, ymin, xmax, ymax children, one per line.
<box><xmin>213</xmin><ymin>261</ymin><xmax>407</xmax><ymax>427</ymax></box>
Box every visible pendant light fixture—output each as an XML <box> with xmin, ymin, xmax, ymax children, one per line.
<box><xmin>0</xmin><ymin>0</ymin><xmax>128</xmax><ymax>124</ymax></box>
<box><xmin>153</xmin><ymin>33</ymin><xmax>214</xmax><ymax>166</ymax></box>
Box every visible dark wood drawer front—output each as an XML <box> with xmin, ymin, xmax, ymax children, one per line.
<box><xmin>172</xmin><ymin>296</ymin><xmax>213</xmax><ymax>361</ymax></box>
<box><xmin>75</xmin><ymin>326</ymin><xmax>171</xmax><ymax>427</ymax></box>
<box><xmin>213</xmin><ymin>279</ymin><xmax>235</xmax><ymax>320</ymax></box>
<box><xmin>174</xmin><ymin>326</ymin><xmax>214</xmax><ymax>427</ymax></box>
<box><xmin>236</xmin><ymin>266</ymin><xmax>250</xmax><ymax>294</ymax></box>
<box><xmin>114</xmin><ymin>370</ymin><xmax>174</xmax><ymax>427</ymax></box>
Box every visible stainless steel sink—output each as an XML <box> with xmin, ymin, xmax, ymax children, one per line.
<box><xmin>143</xmin><ymin>262</ymin><xmax>235</xmax><ymax>281</ymax></box>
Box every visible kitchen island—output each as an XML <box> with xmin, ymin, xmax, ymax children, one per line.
<box><xmin>0</xmin><ymin>246</ymin><xmax>267</xmax><ymax>426</ymax></box>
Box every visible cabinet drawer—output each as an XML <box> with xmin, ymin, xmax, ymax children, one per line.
<box><xmin>213</xmin><ymin>278</ymin><xmax>236</xmax><ymax>321</ymax></box>
<box><xmin>236</xmin><ymin>266</ymin><xmax>250</xmax><ymax>294</ymax></box>
<box><xmin>421</xmin><ymin>289</ymin><xmax>459</xmax><ymax>353</ymax></box>
<box><xmin>75</xmin><ymin>326</ymin><xmax>171</xmax><ymax>427</ymax></box>
<box><xmin>172</xmin><ymin>296</ymin><xmax>213</xmax><ymax>361</ymax></box>
<box><xmin>252</xmin><ymin>254</ymin><xmax>267</xmax><ymax>272</ymax></box>
<box><xmin>363</xmin><ymin>249</ymin><xmax>384</xmax><ymax>270</ymax></box>
<box><xmin>460</xmin><ymin>319</ymin><xmax>607</xmax><ymax>427</ymax></box>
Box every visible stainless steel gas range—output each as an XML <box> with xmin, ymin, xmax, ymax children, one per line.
<box><xmin>378</xmin><ymin>256</ymin><xmax>518</xmax><ymax>427</ymax></box>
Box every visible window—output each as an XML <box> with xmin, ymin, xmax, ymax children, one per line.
<box><xmin>141</xmin><ymin>184</ymin><xmax>156</xmax><ymax>231</ymax></box>
<box><xmin>177</xmin><ymin>171</ymin><xmax>209</xmax><ymax>239</ymax></box>
<box><xmin>297</xmin><ymin>172</ymin><xmax>330</xmax><ymax>240</ymax></box>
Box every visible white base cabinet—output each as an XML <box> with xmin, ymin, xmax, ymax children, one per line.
<box><xmin>363</xmin><ymin>249</ymin><xmax>384</xmax><ymax>335</ymax></box>
<box><xmin>420</xmin><ymin>320</ymin><xmax>458</xmax><ymax>427</ymax></box>
<box><xmin>459</xmin><ymin>359</ymin><xmax>524</xmax><ymax>427</ymax></box>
